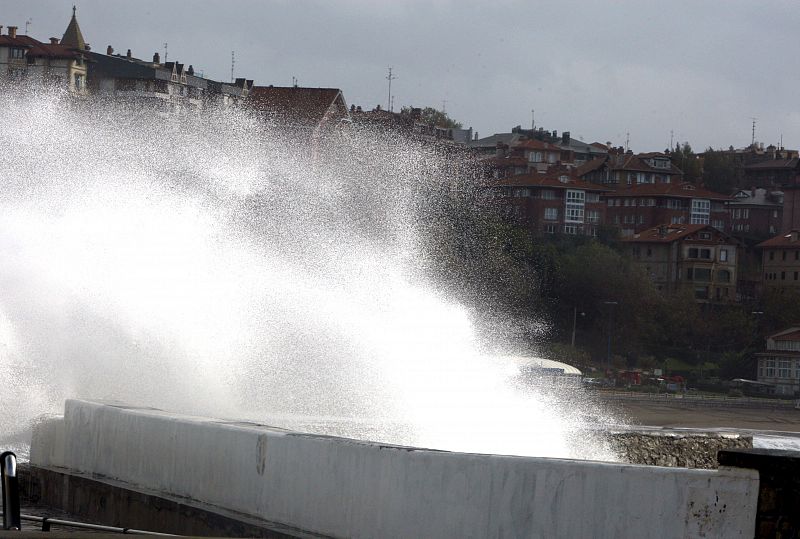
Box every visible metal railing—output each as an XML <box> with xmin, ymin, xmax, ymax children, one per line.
<box><xmin>1</xmin><ymin>449</ymin><xmax>175</xmax><ymax>535</ymax></box>
<box><xmin>0</xmin><ymin>512</ymin><xmax>176</xmax><ymax>535</ymax></box>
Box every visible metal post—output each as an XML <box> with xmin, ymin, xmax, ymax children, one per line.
<box><xmin>0</xmin><ymin>451</ymin><xmax>21</xmax><ymax>530</ymax></box>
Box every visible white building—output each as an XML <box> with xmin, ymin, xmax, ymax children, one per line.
<box><xmin>756</xmin><ymin>327</ymin><xmax>800</xmax><ymax>396</ymax></box>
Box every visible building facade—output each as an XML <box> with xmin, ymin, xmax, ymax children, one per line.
<box><xmin>0</xmin><ymin>9</ymin><xmax>89</xmax><ymax>95</ymax></box>
<box><xmin>622</xmin><ymin>224</ymin><xmax>738</xmax><ymax>301</ymax></box>
<box><xmin>490</xmin><ymin>169</ymin><xmax>607</xmax><ymax>236</ymax></box>
<box><xmin>756</xmin><ymin>327</ymin><xmax>800</xmax><ymax>396</ymax></box>
<box><xmin>757</xmin><ymin>230</ymin><xmax>800</xmax><ymax>291</ymax></box>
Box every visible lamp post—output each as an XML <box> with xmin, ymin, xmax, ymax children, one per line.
<box><xmin>571</xmin><ymin>306</ymin><xmax>585</xmax><ymax>348</ymax></box>
<box><xmin>603</xmin><ymin>301</ymin><xmax>618</xmax><ymax>370</ymax></box>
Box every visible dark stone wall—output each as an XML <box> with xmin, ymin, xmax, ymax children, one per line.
<box><xmin>607</xmin><ymin>430</ymin><xmax>753</xmax><ymax>469</ymax></box>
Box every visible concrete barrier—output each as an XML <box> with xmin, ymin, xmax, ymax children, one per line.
<box><xmin>30</xmin><ymin>400</ymin><xmax>759</xmax><ymax>538</ymax></box>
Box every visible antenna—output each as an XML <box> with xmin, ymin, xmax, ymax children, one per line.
<box><xmin>750</xmin><ymin>117</ymin><xmax>757</xmax><ymax>146</ymax></box>
<box><xmin>391</xmin><ymin>95</ymin><xmax>395</xmax><ymax>112</ymax></box>
<box><xmin>291</xmin><ymin>76</ymin><xmax>297</xmax><ymax>87</ymax></box>
<box><xmin>626</xmin><ymin>132</ymin><xmax>630</xmax><ymax>152</ymax></box>
<box><xmin>670</xmin><ymin>129</ymin><xmax>674</xmax><ymax>150</ymax></box>
<box><xmin>230</xmin><ymin>51</ymin><xmax>235</xmax><ymax>83</ymax></box>
<box><xmin>163</xmin><ymin>43</ymin><xmax>168</xmax><ymax>63</ymax></box>
<box><xmin>386</xmin><ymin>67</ymin><xmax>396</xmax><ymax>111</ymax></box>
<box><xmin>441</xmin><ymin>99</ymin><xmax>447</xmax><ymax>114</ymax></box>
<box><xmin>781</xmin><ymin>133</ymin><xmax>784</xmax><ymax>149</ymax></box>
<box><xmin>531</xmin><ymin>109</ymin><xmax>535</xmax><ymax>131</ymax></box>
<box><xmin>25</xmin><ymin>18</ymin><xmax>32</xmax><ymax>35</ymax></box>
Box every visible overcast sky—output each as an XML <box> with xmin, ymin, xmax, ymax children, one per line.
<box><xmin>4</xmin><ymin>0</ymin><xmax>799</xmax><ymax>151</ymax></box>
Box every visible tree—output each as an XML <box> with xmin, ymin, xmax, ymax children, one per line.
<box><xmin>401</xmin><ymin>106</ymin><xmax>463</xmax><ymax>129</ymax></box>
<box><xmin>670</xmin><ymin>142</ymin><xmax>702</xmax><ymax>183</ymax></box>
<box><xmin>702</xmin><ymin>148</ymin><xmax>737</xmax><ymax>194</ymax></box>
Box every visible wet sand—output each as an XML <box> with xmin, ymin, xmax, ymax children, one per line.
<box><xmin>609</xmin><ymin>400</ymin><xmax>800</xmax><ymax>432</ymax></box>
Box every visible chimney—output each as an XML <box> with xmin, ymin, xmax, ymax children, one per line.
<box><xmin>751</xmin><ymin>186</ymin><xmax>757</xmax><ymax>198</ymax></box>
<box><xmin>153</xmin><ymin>52</ymin><xmax>159</xmax><ymax>63</ymax></box>
<box><xmin>562</xmin><ymin>131</ymin><xmax>571</xmax><ymax>145</ymax></box>
<box><xmin>552</xmin><ymin>130</ymin><xmax>558</xmax><ymax>139</ymax></box>
<box><xmin>106</xmin><ymin>45</ymin><xmax>114</xmax><ymax>55</ymax></box>
<box><xmin>126</xmin><ymin>49</ymin><xmax>132</xmax><ymax>59</ymax></box>
<box><xmin>8</xmin><ymin>26</ymin><xmax>17</xmax><ymax>38</ymax></box>
<box><xmin>50</xmin><ymin>37</ymin><xmax>59</xmax><ymax>45</ymax></box>
<box><xmin>187</xmin><ymin>65</ymin><xmax>194</xmax><ymax>76</ymax></box>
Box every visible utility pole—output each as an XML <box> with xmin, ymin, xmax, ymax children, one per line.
<box><xmin>386</xmin><ymin>67</ymin><xmax>396</xmax><ymax>112</ymax></box>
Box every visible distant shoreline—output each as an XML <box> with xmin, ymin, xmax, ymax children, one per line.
<box><xmin>608</xmin><ymin>399</ymin><xmax>800</xmax><ymax>432</ymax></box>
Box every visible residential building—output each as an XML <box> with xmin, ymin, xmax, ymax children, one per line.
<box><xmin>601</xmin><ymin>182</ymin><xmax>731</xmax><ymax>236</ymax></box>
<box><xmin>756</xmin><ymin>230</ymin><xmax>800</xmax><ymax>292</ymax></box>
<box><xmin>88</xmin><ymin>48</ymin><xmax>251</xmax><ymax>112</ymax></box>
<box><xmin>578</xmin><ymin>151</ymin><xmax>684</xmax><ymax>186</ymax></box>
<box><xmin>489</xmin><ymin>168</ymin><xmax>607</xmax><ymax>236</ymax></box>
<box><xmin>0</xmin><ymin>8</ymin><xmax>89</xmax><ymax>95</ymax></box>
<box><xmin>349</xmin><ymin>105</ymin><xmax>471</xmax><ymax>144</ymax></box>
<box><xmin>728</xmin><ymin>187</ymin><xmax>783</xmax><ymax>239</ymax></box>
<box><xmin>486</xmin><ymin>139</ymin><xmax>574</xmax><ymax>178</ymax></box>
<box><xmin>756</xmin><ymin>327</ymin><xmax>800</xmax><ymax>396</ymax></box>
<box><xmin>469</xmin><ymin>127</ymin><xmax>606</xmax><ymax>165</ymax></box>
<box><xmin>622</xmin><ymin>224</ymin><xmax>738</xmax><ymax>301</ymax></box>
<box><xmin>742</xmin><ymin>158</ymin><xmax>799</xmax><ymax>189</ymax></box>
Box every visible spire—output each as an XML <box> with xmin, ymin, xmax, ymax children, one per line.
<box><xmin>61</xmin><ymin>5</ymin><xmax>86</xmax><ymax>50</ymax></box>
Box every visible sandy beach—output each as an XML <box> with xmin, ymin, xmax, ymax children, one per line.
<box><xmin>610</xmin><ymin>400</ymin><xmax>800</xmax><ymax>432</ymax></box>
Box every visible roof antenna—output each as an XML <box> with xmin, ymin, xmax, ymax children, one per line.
<box><xmin>230</xmin><ymin>51</ymin><xmax>235</xmax><ymax>83</ymax></box>
<box><xmin>163</xmin><ymin>42</ymin><xmax>168</xmax><ymax>63</ymax></box>
<box><xmin>25</xmin><ymin>18</ymin><xmax>32</xmax><ymax>35</ymax></box>
<box><xmin>750</xmin><ymin>117</ymin><xmax>757</xmax><ymax>146</ymax></box>
<box><xmin>386</xmin><ymin>67</ymin><xmax>396</xmax><ymax>112</ymax></box>
<box><xmin>531</xmin><ymin>108</ymin><xmax>535</xmax><ymax>131</ymax></box>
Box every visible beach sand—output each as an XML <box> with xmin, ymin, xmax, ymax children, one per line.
<box><xmin>607</xmin><ymin>400</ymin><xmax>800</xmax><ymax>432</ymax></box>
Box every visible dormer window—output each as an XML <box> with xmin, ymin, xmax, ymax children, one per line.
<box><xmin>10</xmin><ymin>48</ymin><xmax>25</xmax><ymax>59</ymax></box>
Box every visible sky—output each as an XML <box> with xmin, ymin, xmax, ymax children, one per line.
<box><xmin>3</xmin><ymin>0</ymin><xmax>799</xmax><ymax>152</ymax></box>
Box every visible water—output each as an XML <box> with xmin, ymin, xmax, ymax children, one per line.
<box><xmin>0</xmin><ymin>87</ymin><xmax>620</xmax><ymax>461</ymax></box>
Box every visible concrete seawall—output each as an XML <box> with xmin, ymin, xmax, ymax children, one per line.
<box><xmin>29</xmin><ymin>400</ymin><xmax>759</xmax><ymax>538</ymax></box>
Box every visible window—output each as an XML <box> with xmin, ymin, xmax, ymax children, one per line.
<box><xmin>638</xmin><ymin>215</ymin><xmax>645</xmax><ymax>224</ymax></box>
<box><xmin>717</xmin><ymin>269</ymin><xmax>731</xmax><ymax>283</ymax></box>
<box><xmin>687</xmin><ymin>268</ymin><xmax>712</xmax><ymax>281</ymax></box>
<box><xmin>699</xmin><ymin>232</ymin><xmax>711</xmax><ymax>240</ymax></box>
<box><xmin>512</xmin><ymin>188</ymin><xmax>529</xmax><ymax>198</ymax></box>
<box><xmin>10</xmin><ymin>48</ymin><xmax>25</xmax><ymax>59</ymax></box>
<box><xmin>769</xmin><ymin>251</ymin><xmax>775</xmax><ymax>261</ymax></box>
<box><xmin>540</xmin><ymin>190</ymin><xmax>556</xmax><ymax>200</ymax></box>
<box><xmin>586</xmin><ymin>210</ymin><xmax>600</xmax><ymax>223</ymax></box>
<box><xmin>646</xmin><ymin>248</ymin><xmax>652</xmax><ymax>257</ymax></box>
<box><xmin>632</xmin><ymin>246</ymin><xmax>641</xmax><ymax>257</ymax></box>
<box><xmin>782</xmin><ymin>271</ymin><xmax>786</xmax><ymax>280</ymax></box>
<box><xmin>691</xmin><ymin>198</ymin><xmax>711</xmax><ymax>225</ymax></box>
<box><xmin>529</xmin><ymin>151</ymin><xmax>543</xmax><ymax>163</ymax></box>
<box><xmin>694</xmin><ymin>286</ymin><xmax>709</xmax><ymax>300</ymax></box>
<box><xmin>565</xmin><ymin>189</ymin><xmax>585</xmax><ymax>223</ymax></box>
<box><xmin>720</xmin><ymin>249</ymin><xmax>728</xmax><ymax>262</ymax></box>
<box><xmin>607</xmin><ymin>199</ymin><xmax>614</xmax><ymax>207</ymax></box>
<box><xmin>564</xmin><ymin>224</ymin><xmax>578</xmax><ymax>235</ymax></box>
<box><xmin>544</xmin><ymin>224</ymin><xmax>556</xmax><ymax>234</ymax></box>
<box><xmin>544</xmin><ymin>207</ymin><xmax>558</xmax><ymax>220</ymax></box>
<box><xmin>779</xmin><ymin>360</ymin><xmax>791</xmax><ymax>379</ymax></box>
<box><xmin>765</xmin><ymin>359</ymin><xmax>775</xmax><ymax>378</ymax></box>
<box><xmin>586</xmin><ymin>193</ymin><xmax>600</xmax><ymax>203</ymax></box>
<box><xmin>74</xmin><ymin>74</ymin><xmax>85</xmax><ymax>90</ymax></box>
<box><xmin>783</xmin><ymin>251</ymin><xmax>788</xmax><ymax>261</ymax></box>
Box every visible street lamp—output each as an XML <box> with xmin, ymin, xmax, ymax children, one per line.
<box><xmin>603</xmin><ymin>301</ymin><xmax>618</xmax><ymax>370</ymax></box>
<box><xmin>571</xmin><ymin>306</ymin><xmax>585</xmax><ymax>348</ymax></box>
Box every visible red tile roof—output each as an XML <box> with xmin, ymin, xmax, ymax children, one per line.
<box><xmin>247</xmin><ymin>86</ymin><xmax>347</xmax><ymax>128</ymax></box>
<box><xmin>744</xmin><ymin>158</ymin><xmax>799</xmax><ymax>170</ymax></box>
<box><xmin>606</xmin><ymin>182</ymin><xmax>731</xmax><ymax>200</ymax></box>
<box><xmin>756</xmin><ymin>230</ymin><xmax>800</xmax><ymax>248</ymax></box>
<box><xmin>622</xmin><ymin>224</ymin><xmax>726</xmax><ymax>244</ymax></box>
<box><xmin>489</xmin><ymin>172</ymin><xmax>608</xmax><ymax>191</ymax></box>
<box><xmin>767</xmin><ymin>327</ymin><xmax>800</xmax><ymax>342</ymax></box>
<box><xmin>514</xmin><ymin>139</ymin><xmax>563</xmax><ymax>152</ymax></box>
<box><xmin>576</xmin><ymin>156</ymin><xmax>607</xmax><ymax>176</ymax></box>
<box><xmin>0</xmin><ymin>34</ymin><xmax>82</xmax><ymax>59</ymax></box>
